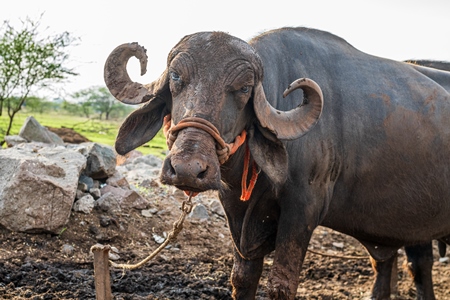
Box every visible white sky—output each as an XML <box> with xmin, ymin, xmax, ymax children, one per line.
<box><xmin>2</xmin><ymin>0</ymin><xmax>450</xmax><ymax>99</ymax></box>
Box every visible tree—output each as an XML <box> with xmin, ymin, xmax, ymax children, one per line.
<box><xmin>0</xmin><ymin>16</ymin><xmax>77</xmax><ymax>145</ymax></box>
<box><xmin>24</xmin><ymin>96</ymin><xmax>56</xmax><ymax>114</ymax></box>
<box><xmin>61</xmin><ymin>100</ymin><xmax>81</xmax><ymax>116</ymax></box>
<box><xmin>73</xmin><ymin>86</ymin><xmax>126</xmax><ymax>120</ymax></box>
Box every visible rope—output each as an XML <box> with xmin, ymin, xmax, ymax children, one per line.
<box><xmin>109</xmin><ymin>193</ymin><xmax>194</xmax><ymax>270</ymax></box>
<box><xmin>307</xmin><ymin>248</ymin><xmax>369</xmax><ymax>260</ymax></box>
<box><xmin>164</xmin><ymin>116</ymin><xmax>246</xmax><ymax>164</ymax></box>
<box><xmin>240</xmin><ymin>145</ymin><xmax>259</xmax><ymax>201</ymax></box>
<box><xmin>163</xmin><ymin>114</ymin><xmax>259</xmax><ymax>201</ymax></box>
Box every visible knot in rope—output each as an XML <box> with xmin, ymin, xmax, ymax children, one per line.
<box><xmin>163</xmin><ymin>114</ymin><xmax>258</xmax><ymax>201</ymax></box>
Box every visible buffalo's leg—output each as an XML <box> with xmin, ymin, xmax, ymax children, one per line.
<box><xmin>267</xmin><ymin>214</ymin><xmax>313</xmax><ymax>300</ymax></box>
<box><xmin>370</xmin><ymin>254</ymin><xmax>397</xmax><ymax>300</ymax></box>
<box><xmin>231</xmin><ymin>250</ymin><xmax>264</xmax><ymax>300</ymax></box>
<box><xmin>404</xmin><ymin>242</ymin><xmax>435</xmax><ymax>300</ymax></box>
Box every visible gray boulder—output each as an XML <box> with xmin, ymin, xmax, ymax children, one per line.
<box><xmin>95</xmin><ymin>192</ymin><xmax>121</xmax><ymax>213</ymax></box>
<box><xmin>100</xmin><ymin>185</ymin><xmax>149</xmax><ymax>209</ymax></box>
<box><xmin>19</xmin><ymin>116</ymin><xmax>64</xmax><ymax>145</ymax></box>
<box><xmin>81</xmin><ymin>143</ymin><xmax>116</xmax><ymax>179</ymax></box>
<box><xmin>4</xmin><ymin>135</ymin><xmax>27</xmax><ymax>147</ymax></box>
<box><xmin>0</xmin><ymin>143</ymin><xmax>86</xmax><ymax>233</ymax></box>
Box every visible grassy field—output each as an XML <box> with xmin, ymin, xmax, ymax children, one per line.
<box><xmin>0</xmin><ymin>111</ymin><xmax>168</xmax><ymax>158</ymax></box>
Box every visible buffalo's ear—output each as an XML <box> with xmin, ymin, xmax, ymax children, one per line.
<box><xmin>115</xmin><ymin>96</ymin><xmax>169</xmax><ymax>155</ymax></box>
<box><xmin>248</xmin><ymin>124</ymin><xmax>288</xmax><ymax>188</ymax></box>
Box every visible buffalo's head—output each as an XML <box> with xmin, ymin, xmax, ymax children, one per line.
<box><xmin>104</xmin><ymin>32</ymin><xmax>323</xmax><ymax>194</ymax></box>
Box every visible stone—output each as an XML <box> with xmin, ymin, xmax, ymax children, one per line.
<box><xmin>439</xmin><ymin>257</ymin><xmax>449</xmax><ymax>263</ymax></box>
<box><xmin>4</xmin><ymin>135</ymin><xmax>27</xmax><ymax>147</ymax></box>
<box><xmin>61</xmin><ymin>244</ymin><xmax>75</xmax><ymax>256</ymax></box>
<box><xmin>188</xmin><ymin>204</ymin><xmax>209</xmax><ymax>220</ymax></box>
<box><xmin>89</xmin><ymin>188</ymin><xmax>102</xmax><ymax>199</ymax></box>
<box><xmin>100</xmin><ymin>185</ymin><xmax>149</xmax><ymax>209</ymax></box>
<box><xmin>332</xmin><ymin>242</ymin><xmax>344</xmax><ymax>249</ymax></box>
<box><xmin>141</xmin><ymin>209</ymin><xmax>153</xmax><ymax>218</ymax></box>
<box><xmin>106</xmin><ymin>170</ymin><xmax>130</xmax><ymax>188</ymax></box>
<box><xmin>81</xmin><ymin>143</ymin><xmax>116</xmax><ymax>180</ymax></box>
<box><xmin>0</xmin><ymin>144</ymin><xmax>86</xmax><ymax>233</ymax></box>
<box><xmin>79</xmin><ymin>174</ymin><xmax>94</xmax><ymax>190</ymax></box>
<box><xmin>116</xmin><ymin>149</ymin><xmax>143</xmax><ymax>166</ymax></box>
<box><xmin>19</xmin><ymin>116</ymin><xmax>64</xmax><ymax>145</ymax></box>
<box><xmin>73</xmin><ymin>194</ymin><xmax>95</xmax><ymax>214</ymax></box>
<box><xmin>94</xmin><ymin>192</ymin><xmax>121</xmax><ymax>213</ymax></box>
<box><xmin>209</xmin><ymin>199</ymin><xmax>225</xmax><ymax>216</ymax></box>
<box><xmin>132</xmin><ymin>155</ymin><xmax>163</xmax><ymax>168</ymax></box>
<box><xmin>77</xmin><ymin>182</ymin><xmax>89</xmax><ymax>193</ymax></box>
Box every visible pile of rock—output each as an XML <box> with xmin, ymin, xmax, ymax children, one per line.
<box><xmin>0</xmin><ymin>116</ymin><xmax>151</xmax><ymax>234</ymax></box>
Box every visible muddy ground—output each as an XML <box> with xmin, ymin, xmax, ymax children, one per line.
<box><xmin>0</xmin><ymin>185</ymin><xmax>449</xmax><ymax>300</ymax></box>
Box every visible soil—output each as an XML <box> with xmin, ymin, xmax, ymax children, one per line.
<box><xmin>0</xmin><ymin>186</ymin><xmax>449</xmax><ymax>300</ymax></box>
<box><xmin>46</xmin><ymin>127</ymin><xmax>91</xmax><ymax>144</ymax></box>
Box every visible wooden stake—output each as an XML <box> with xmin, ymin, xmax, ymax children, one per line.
<box><xmin>91</xmin><ymin>244</ymin><xmax>112</xmax><ymax>300</ymax></box>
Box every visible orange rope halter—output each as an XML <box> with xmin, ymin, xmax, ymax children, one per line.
<box><xmin>163</xmin><ymin>114</ymin><xmax>258</xmax><ymax>201</ymax></box>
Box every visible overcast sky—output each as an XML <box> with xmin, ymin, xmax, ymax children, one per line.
<box><xmin>2</xmin><ymin>0</ymin><xmax>449</xmax><ymax>99</ymax></box>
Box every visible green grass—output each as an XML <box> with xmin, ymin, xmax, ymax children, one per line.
<box><xmin>0</xmin><ymin>111</ymin><xmax>168</xmax><ymax>158</ymax></box>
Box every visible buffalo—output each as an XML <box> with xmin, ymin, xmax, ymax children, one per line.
<box><xmin>104</xmin><ymin>27</ymin><xmax>450</xmax><ymax>299</ymax></box>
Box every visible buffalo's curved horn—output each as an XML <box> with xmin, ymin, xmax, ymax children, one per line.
<box><xmin>253</xmin><ymin>78</ymin><xmax>323</xmax><ymax>140</ymax></box>
<box><xmin>104</xmin><ymin>42</ymin><xmax>153</xmax><ymax>105</ymax></box>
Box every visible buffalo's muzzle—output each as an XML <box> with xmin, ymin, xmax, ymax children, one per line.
<box><xmin>160</xmin><ymin>128</ymin><xmax>221</xmax><ymax>192</ymax></box>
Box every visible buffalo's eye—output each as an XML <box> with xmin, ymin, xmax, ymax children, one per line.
<box><xmin>170</xmin><ymin>72</ymin><xmax>181</xmax><ymax>81</ymax></box>
<box><xmin>240</xmin><ymin>86</ymin><xmax>250</xmax><ymax>93</ymax></box>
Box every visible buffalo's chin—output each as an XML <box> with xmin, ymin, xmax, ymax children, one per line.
<box><xmin>174</xmin><ymin>184</ymin><xmax>219</xmax><ymax>194</ymax></box>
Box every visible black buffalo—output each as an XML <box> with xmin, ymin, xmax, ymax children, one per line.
<box><xmin>406</xmin><ymin>59</ymin><xmax>450</xmax><ymax>72</ymax></box>
<box><xmin>104</xmin><ymin>27</ymin><xmax>450</xmax><ymax>299</ymax></box>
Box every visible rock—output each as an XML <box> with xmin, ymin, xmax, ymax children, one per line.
<box><xmin>1</xmin><ymin>120</ymin><xmax>161</xmax><ymax>234</ymax></box>
<box><xmin>189</xmin><ymin>204</ymin><xmax>209</xmax><ymax>220</ymax></box>
<box><xmin>99</xmin><ymin>215</ymin><xmax>113</xmax><ymax>227</ymax></box>
<box><xmin>332</xmin><ymin>242</ymin><xmax>344</xmax><ymax>249</ymax></box>
<box><xmin>73</xmin><ymin>194</ymin><xmax>95</xmax><ymax>214</ymax></box>
<box><xmin>153</xmin><ymin>233</ymin><xmax>166</xmax><ymax>244</ymax></box>
<box><xmin>209</xmin><ymin>199</ymin><xmax>225</xmax><ymax>216</ymax></box>
<box><xmin>94</xmin><ymin>192</ymin><xmax>121</xmax><ymax>213</ymax></box>
<box><xmin>100</xmin><ymin>185</ymin><xmax>149</xmax><ymax>209</ymax></box>
<box><xmin>106</xmin><ymin>171</ymin><xmax>130</xmax><ymax>188</ymax></box>
<box><xmin>75</xmin><ymin>190</ymin><xmax>87</xmax><ymax>200</ymax></box>
<box><xmin>116</xmin><ymin>149</ymin><xmax>143</xmax><ymax>166</ymax></box>
<box><xmin>132</xmin><ymin>155</ymin><xmax>163</xmax><ymax>168</ymax></box>
<box><xmin>19</xmin><ymin>116</ymin><xmax>64</xmax><ymax>145</ymax></box>
<box><xmin>141</xmin><ymin>209</ymin><xmax>153</xmax><ymax>218</ymax></box>
<box><xmin>78</xmin><ymin>174</ymin><xmax>94</xmax><ymax>190</ymax></box>
<box><xmin>61</xmin><ymin>244</ymin><xmax>75</xmax><ymax>256</ymax></box>
<box><xmin>77</xmin><ymin>182</ymin><xmax>89</xmax><ymax>193</ymax></box>
<box><xmin>81</xmin><ymin>143</ymin><xmax>116</xmax><ymax>180</ymax></box>
<box><xmin>89</xmin><ymin>188</ymin><xmax>102</xmax><ymax>199</ymax></box>
<box><xmin>439</xmin><ymin>257</ymin><xmax>449</xmax><ymax>263</ymax></box>
<box><xmin>170</xmin><ymin>188</ymin><xmax>186</xmax><ymax>199</ymax></box>
<box><xmin>4</xmin><ymin>135</ymin><xmax>27</xmax><ymax>147</ymax></box>
<box><xmin>108</xmin><ymin>252</ymin><xmax>120</xmax><ymax>261</ymax></box>
<box><xmin>0</xmin><ymin>143</ymin><xmax>86</xmax><ymax>233</ymax></box>
<box><xmin>140</xmin><ymin>178</ymin><xmax>161</xmax><ymax>188</ymax></box>
<box><xmin>116</xmin><ymin>154</ymin><xmax>163</xmax><ymax>185</ymax></box>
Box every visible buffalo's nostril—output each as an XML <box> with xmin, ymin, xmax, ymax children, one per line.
<box><xmin>170</xmin><ymin>159</ymin><xmax>208</xmax><ymax>180</ymax></box>
<box><xmin>167</xmin><ymin>158</ymin><xmax>176</xmax><ymax>177</ymax></box>
<box><xmin>161</xmin><ymin>152</ymin><xmax>221</xmax><ymax>191</ymax></box>
<box><xmin>197</xmin><ymin>166</ymin><xmax>208</xmax><ymax>179</ymax></box>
